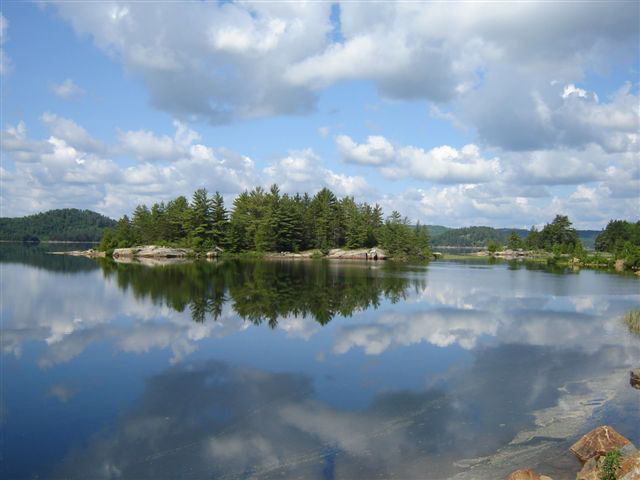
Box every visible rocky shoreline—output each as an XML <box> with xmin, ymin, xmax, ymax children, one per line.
<box><xmin>506</xmin><ymin>425</ymin><xmax>639</xmax><ymax>480</ymax></box>
<box><xmin>265</xmin><ymin>247</ymin><xmax>388</xmax><ymax>260</ymax></box>
<box><xmin>51</xmin><ymin>245</ymin><xmax>389</xmax><ymax>263</ymax></box>
<box><xmin>52</xmin><ymin>245</ymin><xmax>390</xmax><ymax>262</ymax></box>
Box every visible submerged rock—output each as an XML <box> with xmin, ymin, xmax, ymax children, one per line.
<box><xmin>570</xmin><ymin>425</ymin><xmax>632</xmax><ymax>462</ymax></box>
<box><xmin>631</xmin><ymin>369</ymin><xmax>640</xmax><ymax>389</ymax></box>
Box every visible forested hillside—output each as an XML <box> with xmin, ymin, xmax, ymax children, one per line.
<box><xmin>429</xmin><ymin>225</ymin><xmax>599</xmax><ymax>249</ymax></box>
<box><xmin>0</xmin><ymin>209</ymin><xmax>116</xmax><ymax>242</ymax></box>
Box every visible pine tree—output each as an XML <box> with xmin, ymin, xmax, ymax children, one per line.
<box><xmin>132</xmin><ymin>205</ymin><xmax>153</xmax><ymax>244</ymax></box>
<box><xmin>188</xmin><ymin>188</ymin><xmax>213</xmax><ymax>250</ymax></box>
<box><xmin>507</xmin><ymin>229</ymin><xmax>524</xmax><ymax>250</ymax></box>
<box><xmin>165</xmin><ymin>196</ymin><xmax>189</xmax><ymax>242</ymax></box>
<box><xmin>210</xmin><ymin>191</ymin><xmax>228</xmax><ymax>248</ymax></box>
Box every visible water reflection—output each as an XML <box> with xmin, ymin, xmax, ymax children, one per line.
<box><xmin>50</xmin><ymin>339</ymin><xmax>639</xmax><ymax>480</ymax></box>
<box><xmin>0</xmin><ymin>243</ymin><xmax>99</xmax><ymax>273</ymax></box>
<box><xmin>2</xmin><ymin>247</ymin><xmax>639</xmax><ymax>479</ymax></box>
<box><xmin>99</xmin><ymin>259</ymin><xmax>425</xmax><ymax>325</ymax></box>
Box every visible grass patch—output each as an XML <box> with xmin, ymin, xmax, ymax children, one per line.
<box><xmin>624</xmin><ymin>309</ymin><xmax>640</xmax><ymax>336</ymax></box>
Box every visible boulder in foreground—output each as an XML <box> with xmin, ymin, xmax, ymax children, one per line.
<box><xmin>570</xmin><ymin>425</ymin><xmax>632</xmax><ymax>462</ymax></box>
<box><xmin>505</xmin><ymin>469</ymin><xmax>553</xmax><ymax>480</ymax></box>
<box><xmin>619</xmin><ymin>449</ymin><xmax>640</xmax><ymax>480</ymax></box>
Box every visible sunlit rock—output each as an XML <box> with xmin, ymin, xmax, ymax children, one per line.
<box><xmin>112</xmin><ymin>246</ymin><xmax>193</xmax><ymax>258</ymax></box>
<box><xmin>505</xmin><ymin>468</ymin><xmax>553</xmax><ymax>480</ymax></box>
<box><xmin>570</xmin><ymin>425</ymin><xmax>632</xmax><ymax>462</ymax></box>
<box><xmin>619</xmin><ymin>450</ymin><xmax>640</xmax><ymax>480</ymax></box>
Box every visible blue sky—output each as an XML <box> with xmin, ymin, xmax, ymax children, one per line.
<box><xmin>1</xmin><ymin>1</ymin><xmax>638</xmax><ymax>228</ymax></box>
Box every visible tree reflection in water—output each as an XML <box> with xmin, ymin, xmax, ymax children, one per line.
<box><xmin>99</xmin><ymin>259</ymin><xmax>427</xmax><ymax>326</ymax></box>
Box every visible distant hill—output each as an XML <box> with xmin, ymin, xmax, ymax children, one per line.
<box><xmin>428</xmin><ymin>225</ymin><xmax>600</xmax><ymax>249</ymax></box>
<box><xmin>425</xmin><ymin>225</ymin><xmax>451</xmax><ymax>237</ymax></box>
<box><xmin>0</xmin><ymin>209</ymin><xmax>116</xmax><ymax>242</ymax></box>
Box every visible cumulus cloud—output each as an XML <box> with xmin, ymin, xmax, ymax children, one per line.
<box><xmin>1</xmin><ymin>116</ymin><xmax>369</xmax><ymax>218</ymax></box>
<box><xmin>48</xmin><ymin>1</ymin><xmax>333</xmax><ymax>123</ymax></box>
<box><xmin>337</xmin><ymin>135</ymin><xmax>502</xmax><ymax>184</ymax></box>
<box><xmin>40</xmin><ymin>112</ymin><xmax>104</xmax><ymax>152</ymax></box>
<box><xmin>264</xmin><ymin>148</ymin><xmax>370</xmax><ymax>197</ymax></box>
<box><xmin>0</xmin><ymin>117</ymin><xmax>254</xmax><ymax>217</ymax></box>
<box><xmin>336</xmin><ymin>134</ymin><xmax>394</xmax><ymax>166</ymax></box>
<box><xmin>44</xmin><ymin>1</ymin><xmax>638</xmax><ymax>138</ymax></box>
<box><xmin>117</xmin><ymin>121</ymin><xmax>200</xmax><ymax>162</ymax></box>
<box><xmin>460</xmin><ymin>72</ymin><xmax>639</xmax><ymax>152</ymax></box>
<box><xmin>50</xmin><ymin>78</ymin><xmax>85</xmax><ymax>99</ymax></box>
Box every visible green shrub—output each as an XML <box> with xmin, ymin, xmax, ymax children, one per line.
<box><xmin>600</xmin><ymin>448</ymin><xmax>621</xmax><ymax>480</ymax></box>
<box><xmin>487</xmin><ymin>241</ymin><xmax>502</xmax><ymax>253</ymax></box>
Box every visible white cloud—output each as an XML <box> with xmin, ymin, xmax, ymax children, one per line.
<box><xmin>1</xmin><ymin>116</ymin><xmax>370</xmax><ymax>218</ymax></box>
<box><xmin>51</xmin><ymin>78</ymin><xmax>85</xmax><ymax>99</ymax></box>
<box><xmin>45</xmin><ymin>1</ymin><xmax>638</xmax><ymax>139</ymax></box>
<box><xmin>40</xmin><ymin>112</ymin><xmax>104</xmax><ymax>152</ymax></box>
<box><xmin>337</xmin><ymin>135</ymin><xmax>502</xmax><ymax>184</ymax></box>
<box><xmin>264</xmin><ymin>148</ymin><xmax>370</xmax><ymax>197</ymax></box>
<box><xmin>117</xmin><ymin>120</ymin><xmax>201</xmax><ymax>162</ymax></box>
<box><xmin>336</xmin><ymin>134</ymin><xmax>394</xmax><ymax>166</ymax></box>
<box><xmin>49</xmin><ymin>1</ymin><xmax>333</xmax><ymax>123</ymax></box>
<box><xmin>0</xmin><ymin>117</ymin><xmax>254</xmax><ymax>217</ymax></box>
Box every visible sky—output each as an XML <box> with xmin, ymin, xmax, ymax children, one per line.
<box><xmin>0</xmin><ymin>1</ymin><xmax>638</xmax><ymax>228</ymax></box>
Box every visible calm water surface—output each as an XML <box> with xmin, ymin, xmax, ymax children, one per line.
<box><xmin>1</xmin><ymin>244</ymin><xmax>639</xmax><ymax>479</ymax></box>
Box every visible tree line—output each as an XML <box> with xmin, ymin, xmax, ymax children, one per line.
<box><xmin>0</xmin><ymin>209</ymin><xmax>115</xmax><ymax>242</ymax></box>
<box><xmin>497</xmin><ymin>215</ymin><xmax>640</xmax><ymax>269</ymax></box>
<box><xmin>99</xmin><ymin>185</ymin><xmax>432</xmax><ymax>259</ymax></box>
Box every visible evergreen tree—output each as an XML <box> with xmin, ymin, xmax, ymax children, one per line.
<box><xmin>210</xmin><ymin>191</ymin><xmax>228</xmax><ymax>248</ymax></box>
<box><xmin>539</xmin><ymin>214</ymin><xmax>578</xmax><ymax>251</ymax></box>
<box><xmin>165</xmin><ymin>196</ymin><xmax>189</xmax><ymax>242</ymax></box>
<box><xmin>150</xmin><ymin>202</ymin><xmax>168</xmax><ymax>242</ymax></box>
<box><xmin>525</xmin><ymin>226</ymin><xmax>540</xmax><ymax>250</ymax></box>
<box><xmin>311</xmin><ymin>188</ymin><xmax>339</xmax><ymax>252</ymax></box>
<box><xmin>132</xmin><ymin>205</ymin><xmax>153</xmax><ymax>244</ymax></box>
<box><xmin>188</xmin><ymin>188</ymin><xmax>213</xmax><ymax>250</ymax></box>
<box><xmin>507</xmin><ymin>229</ymin><xmax>524</xmax><ymax>250</ymax></box>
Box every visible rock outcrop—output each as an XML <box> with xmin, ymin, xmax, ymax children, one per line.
<box><xmin>112</xmin><ymin>246</ymin><xmax>193</xmax><ymax>259</ymax></box>
<box><xmin>326</xmin><ymin>248</ymin><xmax>388</xmax><ymax>260</ymax></box>
<box><xmin>505</xmin><ymin>468</ymin><xmax>553</xmax><ymax>480</ymax></box>
<box><xmin>570</xmin><ymin>425</ymin><xmax>632</xmax><ymax>462</ymax></box>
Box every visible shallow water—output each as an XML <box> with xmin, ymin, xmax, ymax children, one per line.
<box><xmin>1</xmin><ymin>244</ymin><xmax>638</xmax><ymax>479</ymax></box>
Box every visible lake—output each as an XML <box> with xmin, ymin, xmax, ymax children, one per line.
<box><xmin>1</xmin><ymin>244</ymin><xmax>638</xmax><ymax>479</ymax></box>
